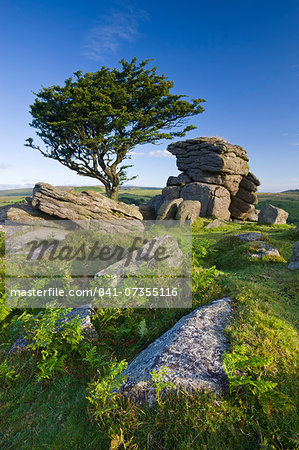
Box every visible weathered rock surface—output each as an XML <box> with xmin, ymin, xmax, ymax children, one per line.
<box><xmin>9</xmin><ymin>304</ymin><xmax>96</xmax><ymax>354</ymax></box>
<box><xmin>120</xmin><ymin>298</ymin><xmax>231</xmax><ymax>406</ymax></box>
<box><xmin>6</xmin><ymin>203</ymin><xmax>52</xmax><ymax>223</ymax></box>
<box><xmin>146</xmin><ymin>195</ymin><xmax>164</xmax><ymax>215</ymax></box>
<box><xmin>168</xmin><ymin>138</ymin><xmax>249</xmax><ymax>181</ymax></box>
<box><xmin>235</xmin><ymin>233</ymin><xmax>281</xmax><ymax>260</ymax></box>
<box><xmin>162</xmin><ymin>186</ymin><xmax>181</xmax><ymax>200</ymax></box>
<box><xmin>258</xmin><ymin>204</ymin><xmax>288</xmax><ymax>225</ymax></box>
<box><xmin>236</xmin><ymin>232</ymin><xmax>263</xmax><ymax>242</ymax></box>
<box><xmin>32</xmin><ymin>183</ymin><xmax>143</xmax><ymax>222</ymax></box>
<box><xmin>166</xmin><ymin>173</ymin><xmax>191</xmax><ymax>186</ymax></box>
<box><xmin>156</xmin><ymin>198</ymin><xmax>183</xmax><ymax>220</ymax></box>
<box><xmin>175</xmin><ymin>200</ymin><xmax>201</xmax><ymax>224</ymax></box>
<box><xmin>181</xmin><ymin>183</ymin><xmax>231</xmax><ymax>220</ymax></box>
<box><xmin>288</xmin><ymin>241</ymin><xmax>299</xmax><ymax>270</ymax></box>
<box><xmin>249</xmin><ymin>243</ymin><xmax>281</xmax><ymax>260</ymax></box>
<box><xmin>160</xmin><ymin>138</ymin><xmax>260</xmax><ymax>221</ymax></box>
<box><xmin>138</xmin><ymin>205</ymin><xmax>156</xmax><ymax>220</ymax></box>
<box><xmin>229</xmin><ymin>196</ymin><xmax>255</xmax><ymax>221</ymax></box>
<box><xmin>231</xmin><ymin>172</ymin><xmax>260</xmax><ymax>220</ymax></box>
<box><xmin>246</xmin><ymin>208</ymin><xmax>260</xmax><ymax>222</ymax></box>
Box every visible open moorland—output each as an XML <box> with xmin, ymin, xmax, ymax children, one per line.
<box><xmin>0</xmin><ymin>186</ymin><xmax>298</xmax><ymax>448</ymax></box>
<box><xmin>1</xmin><ymin>186</ymin><xmax>298</xmax><ymax>223</ymax></box>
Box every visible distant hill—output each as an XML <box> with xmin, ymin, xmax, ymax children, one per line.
<box><xmin>0</xmin><ymin>185</ymin><xmax>162</xmax><ymax>207</ymax></box>
<box><xmin>281</xmin><ymin>189</ymin><xmax>299</xmax><ymax>193</ymax></box>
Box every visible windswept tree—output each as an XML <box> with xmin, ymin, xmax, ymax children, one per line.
<box><xmin>26</xmin><ymin>58</ymin><xmax>205</xmax><ymax>200</ymax></box>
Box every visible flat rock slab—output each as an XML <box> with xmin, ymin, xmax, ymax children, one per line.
<box><xmin>235</xmin><ymin>232</ymin><xmax>263</xmax><ymax>241</ymax></box>
<box><xmin>120</xmin><ymin>298</ymin><xmax>231</xmax><ymax>406</ymax></box>
<box><xmin>32</xmin><ymin>182</ymin><xmax>143</xmax><ymax>222</ymax></box>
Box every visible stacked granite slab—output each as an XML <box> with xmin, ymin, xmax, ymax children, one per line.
<box><xmin>161</xmin><ymin>137</ymin><xmax>260</xmax><ymax>220</ymax></box>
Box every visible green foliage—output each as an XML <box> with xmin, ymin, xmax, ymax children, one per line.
<box><xmin>222</xmin><ymin>345</ymin><xmax>277</xmax><ymax>398</ymax></box>
<box><xmin>192</xmin><ymin>237</ymin><xmax>216</xmax><ymax>265</ymax></box>
<box><xmin>150</xmin><ymin>366</ymin><xmax>176</xmax><ymax>405</ymax></box>
<box><xmin>36</xmin><ymin>349</ymin><xmax>67</xmax><ymax>381</ymax></box>
<box><xmin>191</xmin><ymin>216</ymin><xmax>205</xmax><ymax>232</ymax></box>
<box><xmin>0</xmin><ymin>293</ymin><xmax>11</xmax><ymax>322</ymax></box>
<box><xmin>192</xmin><ymin>266</ymin><xmax>220</xmax><ymax>301</ymax></box>
<box><xmin>86</xmin><ymin>360</ymin><xmax>128</xmax><ymax>419</ymax></box>
<box><xmin>138</xmin><ymin>318</ymin><xmax>148</xmax><ymax>337</ymax></box>
<box><xmin>82</xmin><ymin>345</ymin><xmax>108</xmax><ymax>369</ymax></box>
<box><xmin>0</xmin><ymin>220</ymin><xmax>298</xmax><ymax>448</ymax></box>
<box><xmin>26</xmin><ymin>58</ymin><xmax>205</xmax><ymax>198</ymax></box>
<box><xmin>18</xmin><ymin>309</ymin><xmax>95</xmax><ymax>380</ymax></box>
<box><xmin>0</xmin><ymin>360</ymin><xmax>18</xmax><ymax>385</ymax></box>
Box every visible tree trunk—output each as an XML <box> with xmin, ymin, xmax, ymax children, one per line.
<box><xmin>106</xmin><ymin>184</ymin><xmax>119</xmax><ymax>201</ymax></box>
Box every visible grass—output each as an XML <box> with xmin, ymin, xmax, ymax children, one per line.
<box><xmin>1</xmin><ymin>186</ymin><xmax>298</xmax><ymax>222</ymax></box>
<box><xmin>0</xmin><ymin>186</ymin><xmax>162</xmax><ymax>207</ymax></box>
<box><xmin>0</xmin><ymin>196</ymin><xmax>298</xmax><ymax>448</ymax></box>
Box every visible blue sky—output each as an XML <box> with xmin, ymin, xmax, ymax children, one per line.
<box><xmin>0</xmin><ymin>0</ymin><xmax>298</xmax><ymax>191</ymax></box>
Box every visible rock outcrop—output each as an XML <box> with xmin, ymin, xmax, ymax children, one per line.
<box><xmin>156</xmin><ymin>137</ymin><xmax>261</xmax><ymax>221</ymax></box>
<box><xmin>120</xmin><ymin>298</ymin><xmax>231</xmax><ymax>406</ymax></box>
<box><xmin>175</xmin><ymin>200</ymin><xmax>201</xmax><ymax>224</ymax></box>
<box><xmin>181</xmin><ymin>182</ymin><xmax>231</xmax><ymax>220</ymax></box>
<box><xmin>156</xmin><ymin>198</ymin><xmax>183</xmax><ymax>220</ymax></box>
<box><xmin>32</xmin><ymin>182</ymin><xmax>142</xmax><ymax>222</ymax></box>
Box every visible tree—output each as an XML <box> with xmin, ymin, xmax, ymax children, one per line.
<box><xmin>26</xmin><ymin>58</ymin><xmax>205</xmax><ymax>200</ymax></box>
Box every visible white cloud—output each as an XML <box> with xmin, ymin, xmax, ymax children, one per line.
<box><xmin>148</xmin><ymin>149</ymin><xmax>173</xmax><ymax>158</ymax></box>
<box><xmin>84</xmin><ymin>5</ymin><xmax>149</xmax><ymax>61</ymax></box>
<box><xmin>0</xmin><ymin>163</ymin><xmax>12</xmax><ymax>169</ymax></box>
<box><xmin>131</xmin><ymin>151</ymin><xmax>146</xmax><ymax>156</ymax></box>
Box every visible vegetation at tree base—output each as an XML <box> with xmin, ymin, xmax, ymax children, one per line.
<box><xmin>1</xmin><ymin>188</ymin><xmax>298</xmax><ymax>225</ymax></box>
<box><xmin>25</xmin><ymin>58</ymin><xmax>205</xmax><ymax>200</ymax></box>
<box><xmin>0</xmin><ymin>214</ymin><xmax>298</xmax><ymax>448</ymax></box>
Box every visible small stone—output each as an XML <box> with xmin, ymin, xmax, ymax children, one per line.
<box><xmin>166</xmin><ymin>176</ymin><xmax>180</xmax><ymax>186</ymax></box>
<box><xmin>249</xmin><ymin>242</ymin><xmax>281</xmax><ymax>260</ymax></box>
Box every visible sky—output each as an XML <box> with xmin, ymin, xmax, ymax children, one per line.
<box><xmin>0</xmin><ymin>0</ymin><xmax>298</xmax><ymax>192</ymax></box>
